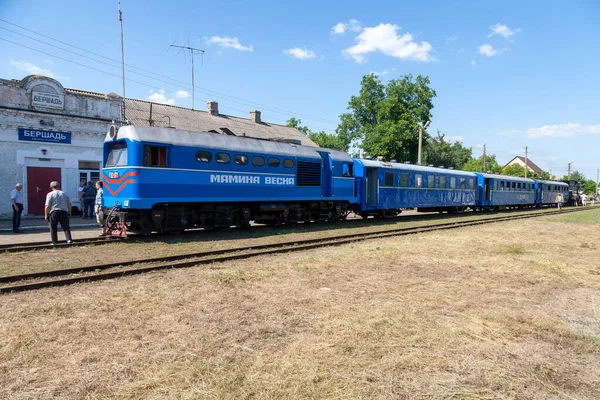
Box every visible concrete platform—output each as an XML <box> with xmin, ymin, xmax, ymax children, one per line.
<box><xmin>0</xmin><ymin>216</ymin><xmax>102</xmax><ymax>245</ymax></box>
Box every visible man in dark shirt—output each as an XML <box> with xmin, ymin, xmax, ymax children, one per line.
<box><xmin>10</xmin><ymin>183</ymin><xmax>24</xmax><ymax>233</ymax></box>
<box><xmin>44</xmin><ymin>181</ymin><xmax>73</xmax><ymax>245</ymax></box>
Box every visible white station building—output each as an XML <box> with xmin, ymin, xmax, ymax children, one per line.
<box><xmin>0</xmin><ymin>75</ymin><xmax>313</xmax><ymax>218</ymax></box>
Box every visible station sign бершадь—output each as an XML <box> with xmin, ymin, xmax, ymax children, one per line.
<box><xmin>18</xmin><ymin>128</ymin><xmax>72</xmax><ymax>144</ymax></box>
<box><xmin>31</xmin><ymin>90</ymin><xmax>64</xmax><ymax>109</ymax></box>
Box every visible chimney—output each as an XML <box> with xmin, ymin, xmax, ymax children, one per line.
<box><xmin>207</xmin><ymin>101</ymin><xmax>219</xmax><ymax>116</ymax></box>
<box><xmin>250</xmin><ymin>110</ymin><xmax>261</xmax><ymax>123</ymax></box>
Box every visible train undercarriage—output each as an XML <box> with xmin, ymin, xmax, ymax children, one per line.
<box><xmin>105</xmin><ymin>201</ymin><xmax>352</xmax><ymax>236</ymax></box>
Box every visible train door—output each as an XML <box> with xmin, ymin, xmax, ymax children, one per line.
<box><xmin>484</xmin><ymin>178</ymin><xmax>492</xmax><ymax>202</ymax></box>
<box><xmin>365</xmin><ymin>168</ymin><xmax>378</xmax><ymax>205</ymax></box>
<box><xmin>318</xmin><ymin>152</ymin><xmax>333</xmax><ymax>197</ymax></box>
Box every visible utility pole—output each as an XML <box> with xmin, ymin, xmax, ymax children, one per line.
<box><xmin>568</xmin><ymin>161</ymin><xmax>574</xmax><ymax>181</ymax></box>
<box><xmin>482</xmin><ymin>144</ymin><xmax>487</xmax><ymax>172</ymax></box>
<box><xmin>118</xmin><ymin>0</ymin><xmax>126</xmax><ymax>118</ymax></box>
<box><xmin>170</xmin><ymin>44</ymin><xmax>204</xmax><ymax>110</ymax></box>
<box><xmin>597</xmin><ymin>168</ymin><xmax>599</xmax><ymax>195</ymax></box>
<box><xmin>417</xmin><ymin>120</ymin><xmax>430</xmax><ymax>166</ymax></box>
<box><xmin>524</xmin><ymin>146</ymin><xmax>528</xmax><ymax>178</ymax></box>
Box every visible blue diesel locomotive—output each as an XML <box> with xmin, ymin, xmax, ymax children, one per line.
<box><xmin>101</xmin><ymin>125</ymin><xmax>568</xmax><ymax>236</ymax></box>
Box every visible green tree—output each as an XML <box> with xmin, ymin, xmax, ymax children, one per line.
<box><xmin>336</xmin><ymin>73</ymin><xmax>437</xmax><ymax>161</ymax></box>
<box><xmin>561</xmin><ymin>170</ymin><xmax>586</xmax><ymax>182</ymax></box>
<box><xmin>503</xmin><ymin>163</ymin><xmax>527</xmax><ymax>177</ymax></box>
<box><xmin>461</xmin><ymin>154</ymin><xmax>502</xmax><ymax>173</ymax></box>
<box><xmin>536</xmin><ymin>170</ymin><xmax>551</xmax><ymax>180</ymax></box>
<box><xmin>423</xmin><ymin>131</ymin><xmax>472</xmax><ymax>169</ymax></box>
<box><xmin>582</xmin><ymin>180</ymin><xmax>597</xmax><ymax>194</ymax></box>
<box><xmin>286</xmin><ymin>118</ymin><xmax>344</xmax><ymax>151</ymax></box>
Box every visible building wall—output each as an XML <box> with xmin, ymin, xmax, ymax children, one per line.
<box><xmin>0</xmin><ymin>75</ymin><xmax>122</xmax><ymax>218</ymax></box>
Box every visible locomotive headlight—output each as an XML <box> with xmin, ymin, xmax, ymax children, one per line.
<box><xmin>123</xmin><ymin>200</ymin><xmax>130</xmax><ymax>207</ymax></box>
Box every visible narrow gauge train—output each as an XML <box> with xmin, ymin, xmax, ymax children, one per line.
<box><xmin>101</xmin><ymin>125</ymin><xmax>568</xmax><ymax>236</ymax></box>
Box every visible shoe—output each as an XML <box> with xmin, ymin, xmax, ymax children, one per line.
<box><xmin>66</xmin><ymin>240</ymin><xmax>73</xmax><ymax>244</ymax></box>
<box><xmin>50</xmin><ymin>242</ymin><xmax>57</xmax><ymax>246</ymax></box>
<box><xmin>99</xmin><ymin>233</ymin><xmax>107</xmax><ymax>237</ymax></box>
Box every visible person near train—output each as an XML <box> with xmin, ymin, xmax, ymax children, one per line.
<box><xmin>555</xmin><ymin>193</ymin><xmax>564</xmax><ymax>210</ymax></box>
<box><xmin>95</xmin><ymin>180</ymin><xmax>107</xmax><ymax>236</ymax></box>
<box><xmin>10</xmin><ymin>183</ymin><xmax>24</xmax><ymax>233</ymax></box>
<box><xmin>44</xmin><ymin>181</ymin><xmax>73</xmax><ymax>246</ymax></box>
<box><xmin>82</xmin><ymin>181</ymin><xmax>97</xmax><ymax>219</ymax></box>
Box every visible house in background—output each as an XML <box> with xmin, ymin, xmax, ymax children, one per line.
<box><xmin>503</xmin><ymin>156</ymin><xmax>546</xmax><ymax>177</ymax></box>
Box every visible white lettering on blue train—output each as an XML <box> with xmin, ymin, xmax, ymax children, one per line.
<box><xmin>265</xmin><ymin>177</ymin><xmax>295</xmax><ymax>185</ymax></box>
<box><xmin>210</xmin><ymin>174</ymin><xmax>260</xmax><ymax>184</ymax></box>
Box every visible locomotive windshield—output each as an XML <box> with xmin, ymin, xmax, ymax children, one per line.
<box><xmin>106</xmin><ymin>141</ymin><xmax>128</xmax><ymax>167</ymax></box>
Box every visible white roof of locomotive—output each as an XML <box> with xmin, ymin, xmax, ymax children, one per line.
<box><xmin>107</xmin><ymin>125</ymin><xmax>353</xmax><ymax>162</ymax></box>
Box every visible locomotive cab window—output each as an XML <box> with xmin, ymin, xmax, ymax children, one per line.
<box><xmin>268</xmin><ymin>157</ymin><xmax>280</xmax><ymax>167</ymax></box>
<box><xmin>384</xmin><ymin>171</ymin><xmax>394</xmax><ymax>186</ymax></box>
<box><xmin>252</xmin><ymin>156</ymin><xmax>265</xmax><ymax>166</ymax></box>
<box><xmin>144</xmin><ymin>145</ymin><xmax>167</xmax><ymax>167</ymax></box>
<box><xmin>196</xmin><ymin>151</ymin><xmax>212</xmax><ymax>163</ymax></box>
<box><xmin>342</xmin><ymin>163</ymin><xmax>354</xmax><ymax>177</ymax></box>
<box><xmin>234</xmin><ymin>155</ymin><xmax>248</xmax><ymax>165</ymax></box>
<box><xmin>216</xmin><ymin>153</ymin><xmax>230</xmax><ymax>164</ymax></box>
<box><xmin>106</xmin><ymin>141</ymin><xmax>128</xmax><ymax>167</ymax></box>
<box><xmin>283</xmin><ymin>159</ymin><xmax>294</xmax><ymax>168</ymax></box>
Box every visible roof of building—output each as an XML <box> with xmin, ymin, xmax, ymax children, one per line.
<box><xmin>123</xmin><ymin>98</ymin><xmax>316</xmax><ymax>147</ymax></box>
<box><xmin>504</xmin><ymin>156</ymin><xmax>543</xmax><ymax>174</ymax></box>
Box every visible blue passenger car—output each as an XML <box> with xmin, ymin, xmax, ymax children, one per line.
<box><xmin>474</xmin><ymin>173</ymin><xmax>536</xmax><ymax>210</ymax></box>
<box><xmin>535</xmin><ymin>180</ymin><xmax>568</xmax><ymax>206</ymax></box>
<box><xmin>353</xmin><ymin>160</ymin><xmax>478</xmax><ymax>217</ymax></box>
<box><xmin>102</xmin><ymin>125</ymin><xmax>356</xmax><ymax>234</ymax></box>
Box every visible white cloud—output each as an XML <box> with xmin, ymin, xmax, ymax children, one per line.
<box><xmin>471</xmin><ymin>59</ymin><xmax>476</xmax><ymax>65</ymax></box>
<box><xmin>526</xmin><ymin>123</ymin><xmax>600</xmax><ymax>138</ymax></box>
<box><xmin>370</xmin><ymin>68</ymin><xmax>397</xmax><ymax>77</ymax></box>
<box><xmin>446</xmin><ymin>135</ymin><xmax>464</xmax><ymax>143</ymax></box>
<box><xmin>478</xmin><ymin>44</ymin><xmax>498</xmax><ymax>56</ymax></box>
<box><xmin>488</xmin><ymin>23</ymin><xmax>520</xmax><ymax>39</ymax></box>
<box><xmin>343</xmin><ymin>23</ymin><xmax>433</xmax><ymax>63</ymax></box>
<box><xmin>175</xmin><ymin>90</ymin><xmax>190</xmax><ymax>99</ymax></box>
<box><xmin>10</xmin><ymin>60</ymin><xmax>68</xmax><ymax>80</ymax></box>
<box><xmin>444</xmin><ymin>35</ymin><xmax>457</xmax><ymax>43</ymax></box>
<box><xmin>331</xmin><ymin>19</ymin><xmax>361</xmax><ymax>35</ymax></box>
<box><xmin>283</xmin><ymin>47</ymin><xmax>316</xmax><ymax>60</ymax></box>
<box><xmin>207</xmin><ymin>36</ymin><xmax>253</xmax><ymax>52</ymax></box>
<box><xmin>148</xmin><ymin>89</ymin><xmax>175</xmax><ymax>105</ymax></box>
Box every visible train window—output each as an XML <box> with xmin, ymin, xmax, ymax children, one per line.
<box><xmin>468</xmin><ymin>178</ymin><xmax>474</xmax><ymax>189</ymax></box>
<box><xmin>342</xmin><ymin>163</ymin><xmax>354</xmax><ymax>177</ymax></box>
<box><xmin>440</xmin><ymin>176</ymin><xmax>446</xmax><ymax>188</ymax></box>
<box><xmin>385</xmin><ymin>171</ymin><xmax>394</xmax><ymax>186</ymax></box>
<box><xmin>400</xmin><ymin>173</ymin><xmax>409</xmax><ymax>187</ymax></box>
<box><xmin>428</xmin><ymin>175</ymin><xmax>434</xmax><ymax>188</ymax></box>
<box><xmin>234</xmin><ymin>155</ymin><xmax>248</xmax><ymax>165</ymax></box>
<box><xmin>268</xmin><ymin>157</ymin><xmax>280</xmax><ymax>167</ymax></box>
<box><xmin>196</xmin><ymin>151</ymin><xmax>212</xmax><ymax>163</ymax></box>
<box><xmin>252</xmin><ymin>156</ymin><xmax>265</xmax><ymax>166</ymax></box>
<box><xmin>512</xmin><ymin>182</ymin><xmax>516</xmax><ymax>190</ymax></box>
<box><xmin>517</xmin><ymin>182</ymin><xmax>521</xmax><ymax>190</ymax></box>
<box><xmin>106</xmin><ymin>141</ymin><xmax>128</xmax><ymax>167</ymax></box>
<box><xmin>500</xmin><ymin>181</ymin><xmax>504</xmax><ymax>190</ymax></box>
<box><xmin>450</xmin><ymin>177</ymin><xmax>456</xmax><ymax>189</ymax></box>
<box><xmin>216</xmin><ymin>153</ymin><xmax>230</xmax><ymax>164</ymax></box>
<box><xmin>283</xmin><ymin>159</ymin><xmax>294</xmax><ymax>168</ymax></box>
<box><xmin>415</xmin><ymin>174</ymin><xmax>423</xmax><ymax>188</ymax></box>
<box><xmin>144</xmin><ymin>146</ymin><xmax>167</xmax><ymax>167</ymax></box>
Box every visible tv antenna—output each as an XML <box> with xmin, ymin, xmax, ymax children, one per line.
<box><xmin>169</xmin><ymin>44</ymin><xmax>204</xmax><ymax>110</ymax></box>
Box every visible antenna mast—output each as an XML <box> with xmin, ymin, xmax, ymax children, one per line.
<box><xmin>118</xmin><ymin>0</ymin><xmax>126</xmax><ymax>117</ymax></box>
<box><xmin>170</xmin><ymin>44</ymin><xmax>204</xmax><ymax>110</ymax></box>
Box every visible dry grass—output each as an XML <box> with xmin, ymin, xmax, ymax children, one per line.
<box><xmin>1</xmin><ymin>209</ymin><xmax>599</xmax><ymax>399</ymax></box>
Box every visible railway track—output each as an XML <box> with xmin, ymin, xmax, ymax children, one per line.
<box><xmin>0</xmin><ymin>207</ymin><xmax>591</xmax><ymax>294</ymax></box>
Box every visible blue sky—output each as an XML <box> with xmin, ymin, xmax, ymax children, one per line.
<box><xmin>1</xmin><ymin>0</ymin><xmax>599</xmax><ymax>180</ymax></box>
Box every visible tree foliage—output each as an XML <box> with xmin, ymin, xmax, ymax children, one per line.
<box><xmin>461</xmin><ymin>154</ymin><xmax>502</xmax><ymax>173</ymax></box>
<box><xmin>423</xmin><ymin>131</ymin><xmax>472</xmax><ymax>169</ymax></box>
<box><xmin>336</xmin><ymin>73</ymin><xmax>437</xmax><ymax>162</ymax></box>
<box><xmin>286</xmin><ymin>118</ymin><xmax>344</xmax><ymax>151</ymax></box>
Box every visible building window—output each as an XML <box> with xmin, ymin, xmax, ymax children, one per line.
<box><xmin>385</xmin><ymin>171</ymin><xmax>394</xmax><ymax>186</ymax></box>
<box><xmin>283</xmin><ymin>159</ymin><xmax>294</xmax><ymax>168</ymax></box>
<box><xmin>216</xmin><ymin>153</ymin><xmax>230</xmax><ymax>164</ymax></box>
<box><xmin>235</xmin><ymin>155</ymin><xmax>248</xmax><ymax>165</ymax></box>
<box><xmin>268</xmin><ymin>157</ymin><xmax>280</xmax><ymax>167</ymax></box>
<box><xmin>400</xmin><ymin>173</ymin><xmax>409</xmax><ymax>187</ymax></box>
<box><xmin>252</xmin><ymin>156</ymin><xmax>265</xmax><ymax>166</ymax></box>
<box><xmin>144</xmin><ymin>146</ymin><xmax>167</xmax><ymax>167</ymax></box>
<box><xmin>196</xmin><ymin>151</ymin><xmax>212</xmax><ymax>163</ymax></box>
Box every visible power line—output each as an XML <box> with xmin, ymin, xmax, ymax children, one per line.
<box><xmin>0</xmin><ymin>18</ymin><xmax>339</xmax><ymax>126</ymax></box>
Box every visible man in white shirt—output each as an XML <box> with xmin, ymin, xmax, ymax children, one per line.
<box><xmin>10</xmin><ymin>183</ymin><xmax>24</xmax><ymax>233</ymax></box>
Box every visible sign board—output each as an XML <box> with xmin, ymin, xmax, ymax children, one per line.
<box><xmin>18</xmin><ymin>128</ymin><xmax>71</xmax><ymax>144</ymax></box>
<box><xmin>31</xmin><ymin>90</ymin><xmax>64</xmax><ymax>109</ymax></box>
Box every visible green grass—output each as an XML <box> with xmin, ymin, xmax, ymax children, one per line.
<box><xmin>546</xmin><ymin>208</ymin><xmax>600</xmax><ymax>224</ymax></box>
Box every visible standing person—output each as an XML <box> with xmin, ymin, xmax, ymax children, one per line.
<box><xmin>592</xmin><ymin>194</ymin><xmax>596</xmax><ymax>206</ymax></box>
<box><xmin>44</xmin><ymin>181</ymin><xmax>73</xmax><ymax>245</ymax></box>
<box><xmin>581</xmin><ymin>193</ymin><xmax>587</xmax><ymax>207</ymax></box>
<box><xmin>77</xmin><ymin>180</ymin><xmax>86</xmax><ymax>216</ymax></box>
<box><xmin>95</xmin><ymin>181</ymin><xmax>107</xmax><ymax>236</ymax></box>
<box><xmin>555</xmin><ymin>192</ymin><xmax>564</xmax><ymax>210</ymax></box>
<box><xmin>10</xmin><ymin>183</ymin><xmax>24</xmax><ymax>233</ymax></box>
<box><xmin>82</xmin><ymin>181</ymin><xmax>97</xmax><ymax>219</ymax></box>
